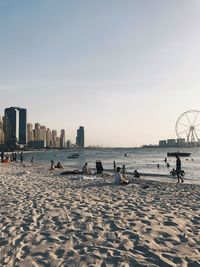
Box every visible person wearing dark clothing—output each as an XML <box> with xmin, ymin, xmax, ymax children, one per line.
<box><xmin>20</xmin><ymin>152</ymin><xmax>24</xmax><ymax>163</ymax></box>
<box><xmin>122</xmin><ymin>165</ymin><xmax>126</xmax><ymax>176</ymax></box>
<box><xmin>133</xmin><ymin>170</ymin><xmax>140</xmax><ymax>178</ymax></box>
<box><xmin>176</xmin><ymin>155</ymin><xmax>184</xmax><ymax>183</ymax></box>
<box><xmin>1</xmin><ymin>151</ymin><xmax>4</xmax><ymax>163</ymax></box>
<box><xmin>96</xmin><ymin>160</ymin><xmax>103</xmax><ymax>174</ymax></box>
<box><xmin>13</xmin><ymin>153</ymin><xmax>17</xmax><ymax>162</ymax></box>
<box><xmin>113</xmin><ymin>161</ymin><xmax>116</xmax><ymax>171</ymax></box>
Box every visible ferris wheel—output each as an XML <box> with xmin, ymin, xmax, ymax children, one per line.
<box><xmin>175</xmin><ymin>110</ymin><xmax>200</xmax><ymax>143</ymax></box>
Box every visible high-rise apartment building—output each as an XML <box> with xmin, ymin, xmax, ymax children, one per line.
<box><xmin>66</xmin><ymin>139</ymin><xmax>71</xmax><ymax>149</ymax></box>
<box><xmin>46</xmin><ymin>128</ymin><xmax>52</xmax><ymax>147</ymax></box>
<box><xmin>52</xmin><ymin>130</ymin><xmax>57</xmax><ymax>147</ymax></box>
<box><xmin>34</xmin><ymin>123</ymin><xmax>41</xmax><ymax>141</ymax></box>
<box><xmin>4</xmin><ymin>107</ymin><xmax>27</xmax><ymax>146</ymax></box>
<box><xmin>76</xmin><ymin>126</ymin><xmax>84</xmax><ymax>148</ymax></box>
<box><xmin>56</xmin><ymin>137</ymin><xmax>60</xmax><ymax>148</ymax></box>
<box><xmin>60</xmin><ymin>129</ymin><xmax>66</xmax><ymax>148</ymax></box>
<box><xmin>40</xmin><ymin>126</ymin><xmax>47</xmax><ymax>146</ymax></box>
<box><xmin>27</xmin><ymin>123</ymin><xmax>34</xmax><ymax>142</ymax></box>
<box><xmin>0</xmin><ymin>116</ymin><xmax>4</xmax><ymax>144</ymax></box>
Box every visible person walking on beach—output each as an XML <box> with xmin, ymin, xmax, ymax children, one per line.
<box><xmin>176</xmin><ymin>155</ymin><xmax>184</xmax><ymax>183</ymax></box>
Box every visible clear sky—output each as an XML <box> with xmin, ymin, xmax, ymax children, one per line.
<box><xmin>0</xmin><ymin>0</ymin><xmax>200</xmax><ymax>147</ymax></box>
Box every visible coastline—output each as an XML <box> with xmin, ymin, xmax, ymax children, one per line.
<box><xmin>0</xmin><ymin>163</ymin><xmax>200</xmax><ymax>266</ymax></box>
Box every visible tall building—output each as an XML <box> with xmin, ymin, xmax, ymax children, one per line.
<box><xmin>46</xmin><ymin>128</ymin><xmax>52</xmax><ymax>147</ymax></box>
<box><xmin>76</xmin><ymin>126</ymin><xmax>84</xmax><ymax>148</ymax></box>
<box><xmin>60</xmin><ymin>129</ymin><xmax>66</xmax><ymax>148</ymax></box>
<box><xmin>52</xmin><ymin>130</ymin><xmax>57</xmax><ymax>147</ymax></box>
<box><xmin>34</xmin><ymin>123</ymin><xmax>41</xmax><ymax>141</ymax></box>
<box><xmin>56</xmin><ymin>137</ymin><xmax>60</xmax><ymax>148</ymax></box>
<box><xmin>4</xmin><ymin>107</ymin><xmax>27</xmax><ymax>146</ymax></box>
<box><xmin>40</xmin><ymin>126</ymin><xmax>47</xmax><ymax>146</ymax></box>
<box><xmin>27</xmin><ymin>123</ymin><xmax>34</xmax><ymax>142</ymax></box>
<box><xmin>66</xmin><ymin>139</ymin><xmax>71</xmax><ymax>149</ymax></box>
<box><xmin>0</xmin><ymin>116</ymin><xmax>4</xmax><ymax>144</ymax></box>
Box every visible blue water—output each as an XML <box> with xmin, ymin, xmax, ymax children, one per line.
<box><xmin>22</xmin><ymin>147</ymin><xmax>200</xmax><ymax>184</ymax></box>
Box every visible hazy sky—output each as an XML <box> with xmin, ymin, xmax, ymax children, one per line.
<box><xmin>0</xmin><ymin>0</ymin><xmax>200</xmax><ymax>147</ymax></box>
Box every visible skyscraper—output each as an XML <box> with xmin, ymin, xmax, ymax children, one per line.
<box><xmin>46</xmin><ymin>128</ymin><xmax>52</xmax><ymax>148</ymax></box>
<box><xmin>60</xmin><ymin>129</ymin><xmax>66</xmax><ymax>148</ymax></box>
<box><xmin>27</xmin><ymin>123</ymin><xmax>34</xmax><ymax>142</ymax></box>
<box><xmin>0</xmin><ymin>116</ymin><xmax>4</xmax><ymax>144</ymax></box>
<box><xmin>76</xmin><ymin>126</ymin><xmax>84</xmax><ymax>148</ymax></box>
<box><xmin>34</xmin><ymin>123</ymin><xmax>41</xmax><ymax>141</ymax></box>
<box><xmin>52</xmin><ymin>130</ymin><xmax>57</xmax><ymax>147</ymax></box>
<box><xmin>4</xmin><ymin>107</ymin><xmax>27</xmax><ymax>146</ymax></box>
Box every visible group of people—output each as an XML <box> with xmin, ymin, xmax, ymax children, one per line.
<box><xmin>49</xmin><ymin>155</ymin><xmax>185</xmax><ymax>185</ymax></box>
<box><xmin>0</xmin><ymin>151</ymin><xmax>24</xmax><ymax>163</ymax></box>
<box><xmin>50</xmin><ymin>160</ymin><xmax>64</xmax><ymax>170</ymax></box>
<box><xmin>82</xmin><ymin>160</ymin><xmax>104</xmax><ymax>174</ymax></box>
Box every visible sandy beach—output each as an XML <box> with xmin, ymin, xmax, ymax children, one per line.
<box><xmin>0</xmin><ymin>163</ymin><xmax>200</xmax><ymax>267</ymax></box>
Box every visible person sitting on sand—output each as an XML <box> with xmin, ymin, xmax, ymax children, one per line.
<box><xmin>50</xmin><ymin>160</ymin><xmax>55</xmax><ymax>170</ymax></box>
<box><xmin>82</xmin><ymin>162</ymin><xmax>91</xmax><ymax>174</ymax></box>
<box><xmin>114</xmin><ymin>167</ymin><xmax>129</xmax><ymax>185</ymax></box>
<box><xmin>170</xmin><ymin>168</ymin><xmax>176</xmax><ymax>176</ymax></box>
<box><xmin>56</xmin><ymin>162</ymin><xmax>63</xmax><ymax>169</ymax></box>
<box><xmin>133</xmin><ymin>170</ymin><xmax>140</xmax><ymax>178</ymax></box>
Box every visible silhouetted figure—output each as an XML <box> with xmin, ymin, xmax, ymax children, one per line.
<box><xmin>96</xmin><ymin>160</ymin><xmax>103</xmax><ymax>174</ymax></box>
<box><xmin>167</xmin><ymin>163</ymin><xmax>170</xmax><ymax>168</ymax></box>
<box><xmin>157</xmin><ymin>164</ymin><xmax>160</xmax><ymax>168</ymax></box>
<box><xmin>113</xmin><ymin>161</ymin><xmax>116</xmax><ymax>171</ymax></box>
<box><xmin>133</xmin><ymin>170</ymin><xmax>140</xmax><ymax>178</ymax></box>
<box><xmin>170</xmin><ymin>168</ymin><xmax>176</xmax><ymax>176</ymax></box>
<box><xmin>13</xmin><ymin>153</ymin><xmax>17</xmax><ymax>162</ymax></box>
<box><xmin>31</xmin><ymin>157</ymin><xmax>34</xmax><ymax>163</ymax></box>
<box><xmin>180</xmin><ymin>170</ymin><xmax>185</xmax><ymax>176</ymax></box>
<box><xmin>56</xmin><ymin>161</ymin><xmax>63</xmax><ymax>169</ymax></box>
<box><xmin>122</xmin><ymin>164</ymin><xmax>126</xmax><ymax>176</ymax></box>
<box><xmin>164</xmin><ymin>158</ymin><xmax>167</xmax><ymax>163</ymax></box>
<box><xmin>0</xmin><ymin>151</ymin><xmax>4</xmax><ymax>163</ymax></box>
<box><xmin>20</xmin><ymin>152</ymin><xmax>24</xmax><ymax>163</ymax></box>
<box><xmin>176</xmin><ymin>155</ymin><xmax>184</xmax><ymax>183</ymax></box>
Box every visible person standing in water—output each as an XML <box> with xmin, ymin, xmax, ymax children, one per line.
<box><xmin>176</xmin><ymin>155</ymin><xmax>184</xmax><ymax>183</ymax></box>
<box><xmin>113</xmin><ymin>161</ymin><xmax>116</xmax><ymax>171</ymax></box>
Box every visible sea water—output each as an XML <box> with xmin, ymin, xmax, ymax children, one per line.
<box><xmin>22</xmin><ymin>147</ymin><xmax>200</xmax><ymax>184</ymax></box>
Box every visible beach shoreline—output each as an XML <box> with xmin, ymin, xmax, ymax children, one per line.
<box><xmin>0</xmin><ymin>163</ymin><xmax>200</xmax><ymax>266</ymax></box>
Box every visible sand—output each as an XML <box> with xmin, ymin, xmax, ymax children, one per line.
<box><xmin>0</xmin><ymin>163</ymin><xmax>200</xmax><ymax>267</ymax></box>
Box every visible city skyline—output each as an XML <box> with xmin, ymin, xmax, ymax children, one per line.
<box><xmin>1</xmin><ymin>1</ymin><xmax>200</xmax><ymax>146</ymax></box>
<box><xmin>0</xmin><ymin>106</ymin><xmax>85</xmax><ymax>149</ymax></box>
